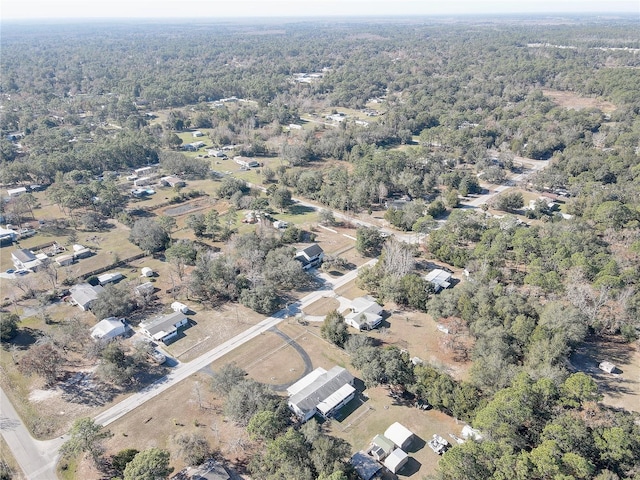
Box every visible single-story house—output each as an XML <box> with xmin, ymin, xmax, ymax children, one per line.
<box><xmin>424</xmin><ymin>269</ymin><xmax>453</xmax><ymax>292</ymax></box>
<box><xmin>287</xmin><ymin>366</ymin><xmax>355</xmax><ymax>422</ymax></box>
<box><xmin>72</xmin><ymin>246</ymin><xmax>92</xmax><ymax>259</ymax></box>
<box><xmin>140</xmin><ymin>311</ymin><xmax>189</xmax><ymax>343</ymax></box>
<box><xmin>233</xmin><ymin>156</ymin><xmax>259</xmax><ymax>168</ymax></box>
<box><xmin>384</xmin><ymin>422</ymin><xmax>414</xmax><ymax>451</ymax></box>
<box><xmin>0</xmin><ymin>227</ymin><xmax>17</xmax><ymax>246</ymax></box>
<box><xmin>344</xmin><ymin>296</ymin><xmax>383</xmax><ymax>331</ymax></box>
<box><xmin>161</xmin><ymin>176</ymin><xmax>186</xmax><ymax>188</ymax></box>
<box><xmin>135</xmin><ymin>282</ymin><xmax>155</xmax><ymax>296</ymax></box>
<box><xmin>69</xmin><ymin>283</ymin><xmax>104</xmax><ymax>311</ymax></box>
<box><xmin>384</xmin><ymin>448</ymin><xmax>409</xmax><ymax>474</ymax></box>
<box><xmin>350</xmin><ymin>452</ymin><xmax>382</xmax><ymax>480</ymax></box>
<box><xmin>134</xmin><ymin>166</ymin><xmax>156</xmax><ymax>176</ymax></box>
<box><xmin>97</xmin><ymin>272</ymin><xmax>124</xmax><ymax>286</ymax></box>
<box><xmin>11</xmin><ymin>249</ymin><xmax>42</xmax><ymax>271</ymax></box>
<box><xmin>192</xmin><ymin>130</ymin><xmax>204</xmax><ymax>137</ymax></box>
<box><xmin>7</xmin><ymin>187</ymin><xmax>27</xmax><ymax>197</ymax></box>
<box><xmin>207</xmin><ymin>149</ymin><xmax>227</xmax><ymax>158</ymax></box>
<box><xmin>182</xmin><ymin>141</ymin><xmax>205</xmax><ymax>151</ymax></box>
<box><xmin>55</xmin><ymin>253</ymin><xmax>75</xmax><ymax>267</ymax></box>
<box><xmin>369</xmin><ymin>434</ymin><xmax>395</xmax><ymax>461</ymax></box>
<box><xmin>90</xmin><ymin>317</ymin><xmax>127</xmax><ymax>341</ymax></box>
<box><xmin>295</xmin><ymin>244</ymin><xmax>324</xmax><ymax>270</ymax></box>
<box><xmin>134</xmin><ymin>177</ymin><xmax>152</xmax><ymax>187</ymax></box>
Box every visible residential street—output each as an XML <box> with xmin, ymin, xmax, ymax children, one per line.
<box><xmin>1</xmin><ymin>259</ymin><xmax>375</xmax><ymax>479</ymax></box>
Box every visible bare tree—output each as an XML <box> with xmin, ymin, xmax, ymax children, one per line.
<box><xmin>381</xmin><ymin>238</ymin><xmax>415</xmax><ymax>278</ymax></box>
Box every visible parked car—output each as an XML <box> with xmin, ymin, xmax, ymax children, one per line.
<box><xmin>14</xmin><ymin>269</ymin><xmax>31</xmax><ymax>276</ymax></box>
<box><xmin>6</xmin><ymin>269</ymin><xmax>15</xmax><ymax>274</ymax></box>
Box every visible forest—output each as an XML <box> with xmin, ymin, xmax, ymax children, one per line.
<box><xmin>1</xmin><ymin>14</ymin><xmax>639</xmax><ymax>480</ymax></box>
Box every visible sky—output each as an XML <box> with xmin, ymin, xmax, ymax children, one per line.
<box><xmin>1</xmin><ymin>0</ymin><xmax>638</xmax><ymax>20</ymax></box>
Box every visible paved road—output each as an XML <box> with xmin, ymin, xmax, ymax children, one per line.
<box><xmin>0</xmin><ymin>388</ymin><xmax>65</xmax><ymax>480</ymax></box>
<box><xmin>94</xmin><ymin>259</ymin><xmax>374</xmax><ymax>427</ymax></box>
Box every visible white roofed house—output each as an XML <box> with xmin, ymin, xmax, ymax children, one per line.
<box><xmin>90</xmin><ymin>317</ymin><xmax>127</xmax><ymax>341</ymax></box>
<box><xmin>11</xmin><ymin>248</ymin><xmax>43</xmax><ymax>271</ymax></box>
<box><xmin>424</xmin><ymin>269</ymin><xmax>453</xmax><ymax>293</ymax></box>
<box><xmin>69</xmin><ymin>283</ymin><xmax>104</xmax><ymax>311</ymax></box>
<box><xmin>294</xmin><ymin>244</ymin><xmax>324</xmax><ymax>270</ymax></box>
<box><xmin>140</xmin><ymin>311</ymin><xmax>189</xmax><ymax>344</ymax></box>
<box><xmin>135</xmin><ymin>281</ymin><xmax>155</xmax><ymax>296</ymax></box>
<box><xmin>97</xmin><ymin>272</ymin><xmax>124</xmax><ymax>286</ymax></box>
<box><xmin>344</xmin><ymin>296</ymin><xmax>383</xmax><ymax>331</ymax></box>
<box><xmin>287</xmin><ymin>366</ymin><xmax>355</xmax><ymax>422</ymax></box>
<box><xmin>160</xmin><ymin>176</ymin><xmax>186</xmax><ymax>188</ymax></box>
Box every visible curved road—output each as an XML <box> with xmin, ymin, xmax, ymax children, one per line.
<box><xmin>1</xmin><ymin>259</ymin><xmax>376</xmax><ymax>479</ymax></box>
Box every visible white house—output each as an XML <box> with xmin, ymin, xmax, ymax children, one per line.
<box><xmin>160</xmin><ymin>176</ymin><xmax>185</xmax><ymax>188</ymax></box>
<box><xmin>192</xmin><ymin>130</ymin><xmax>204</xmax><ymax>137</ymax></box>
<box><xmin>233</xmin><ymin>156</ymin><xmax>259</xmax><ymax>168</ymax></box>
<box><xmin>134</xmin><ymin>177</ymin><xmax>152</xmax><ymax>187</ymax></box>
<box><xmin>69</xmin><ymin>283</ymin><xmax>104</xmax><ymax>311</ymax></box>
<box><xmin>294</xmin><ymin>244</ymin><xmax>324</xmax><ymax>270</ymax></box>
<box><xmin>424</xmin><ymin>269</ymin><xmax>453</xmax><ymax>292</ymax></box>
<box><xmin>55</xmin><ymin>253</ymin><xmax>75</xmax><ymax>267</ymax></box>
<box><xmin>140</xmin><ymin>311</ymin><xmax>189</xmax><ymax>344</ymax></box>
<box><xmin>384</xmin><ymin>448</ymin><xmax>409</xmax><ymax>474</ymax></box>
<box><xmin>287</xmin><ymin>366</ymin><xmax>355</xmax><ymax>422</ymax></box>
<box><xmin>97</xmin><ymin>272</ymin><xmax>124</xmax><ymax>286</ymax></box>
<box><xmin>90</xmin><ymin>317</ymin><xmax>127</xmax><ymax>341</ymax></box>
<box><xmin>11</xmin><ymin>249</ymin><xmax>43</xmax><ymax>271</ymax></box>
<box><xmin>384</xmin><ymin>422</ymin><xmax>414</xmax><ymax>451</ymax></box>
<box><xmin>7</xmin><ymin>187</ymin><xmax>27</xmax><ymax>197</ymax></box>
<box><xmin>344</xmin><ymin>296</ymin><xmax>383</xmax><ymax>331</ymax></box>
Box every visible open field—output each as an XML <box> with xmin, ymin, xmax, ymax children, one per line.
<box><xmin>542</xmin><ymin>88</ymin><xmax>617</xmax><ymax>113</ymax></box>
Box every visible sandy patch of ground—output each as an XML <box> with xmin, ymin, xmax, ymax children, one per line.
<box><xmin>542</xmin><ymin>88</ymin><xmax>617</xmax><ymax>113</ymax></box>
<box><xmin>570</xmin><ymin>337</ymin><xmax>640</xmax><ymax>413</ymax></box>
<box><xmin>28</xmin><ymin>388</ymin><xmax>60</xmax><ymax>403</ymax></box>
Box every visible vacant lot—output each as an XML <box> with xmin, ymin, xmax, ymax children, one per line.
<box><xmin>542</xmin><ymin>88</ymin><xmax>617</xmax><ymax>113</ymax></box>
<box><xmin>570</xmin><ymin>337</ymin><xmax>640</xmax><ymax>413</ymax></box>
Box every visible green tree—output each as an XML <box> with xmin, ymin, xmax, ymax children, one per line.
<box><xmin>129</xmin><ymin>218</ymin><xmax>170</xmax><ymax>253</ymax></box>
<box><xmin>355</xmin><ymin>226</ymin><xmax>384</xmax><ymax>257</ymax></box>
<box><xmin>321</xmin><ymin>310</ymin><xmax>349</xmax><ymax>347</ymax></box>
<box><xmin>247</xmin><ymin>409</ymin><xmax>289</xmax><ymax>441</ymax></box>
<box><xmin>111</xmin><ymin>448</ymin><xmax>139</xmax><ymax>476</ymax></box>
<box><xmin>91</xmin><ymin>283</ymin><xmax>136</xmax><ymax>321</ymax></box>
<box><xmin>210</xmin><ymin>363</ymin><xmax>247</xmax><ymax>396</ymax></box>
<box><xmin>0</xmin><ymin>312</ymin><xmax>20</xmax><ymax>342</ymax></box>
<box><xmin>60</xmin><ymin>417</ymin><xmax>112</xmax><ymax>464</ymax></box>
<box><xmin>123</xmin><ymin>448</ymin><xmax>173</xmax><ymax>480</ymax></box>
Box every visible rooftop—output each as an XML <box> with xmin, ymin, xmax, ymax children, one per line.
<box><xmin>289</xmin><ymin>366</ymin><xmax>354</xmax><ymax>414</ymax></box>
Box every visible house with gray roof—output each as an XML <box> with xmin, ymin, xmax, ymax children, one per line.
<box><xmin>287</xmin><ymin>366</ymin><xmax>355</xmax><ymax>422</ymax></box>
<box><xmin>424</xmin><ymin>268</ymin><xmax>453</xmax><ymax>292</ymax></box>
<box><xmin>11</xmin><ymin>248</ymin><xmax>43</xmax><ymax>271</ymax></box>
<box><xmin>140</xmin><ymin>311</ymin><xmax>189</xmax><ymax>344</ymax></box>
<box><xmin>294</xmin><ymin>243</ymin><xmax>324</xmax><ymax>270</ymax></box>
<box><xmin>69</xmin><ymin>283</ymin><xmax>104</xmax><ymax>311</ymax></box>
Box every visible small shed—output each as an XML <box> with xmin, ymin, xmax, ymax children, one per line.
<box><xmin>171</xmin><ymin>302</ymin><xmax>190</xmax><ymax>314</ymax></box>
<box><xmin>384</xmin><ymin>448</ymin><xmax>409</xmax><ymax>474</ymax></box>
<box><xmin>384</xmin><ymin>422</ymin><xmax>414</xmax><ymax>450</ymax></box>
<box><xmin>135</xmin><ymin>282</ymin><xmax>155</xmax><ymax>296</ymax></box>
<box><xmin>599</xmin><ymin>361</ymin><xmax>617</xmax><ymax>374</ymax></box>
<box><xmin>370</xmin><ymin>434</ymin><xmax>395</xmax><ymax>461</ymax></box>
<box><xmin>141</xmin><ymin>267</ymin><xmax>154</xmax><ymax>277</ymax></box>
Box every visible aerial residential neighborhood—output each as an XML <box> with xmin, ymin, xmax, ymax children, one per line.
<box><xmin>1</xmin><ymin>5</ymin><xmax>639</xmax><ymax>480</ymax></box>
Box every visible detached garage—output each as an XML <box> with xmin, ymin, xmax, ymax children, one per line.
<box><xmin>384</xmin><ymin>422</ymin><xmax>414</xmax><ymax>450</ymax></box>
